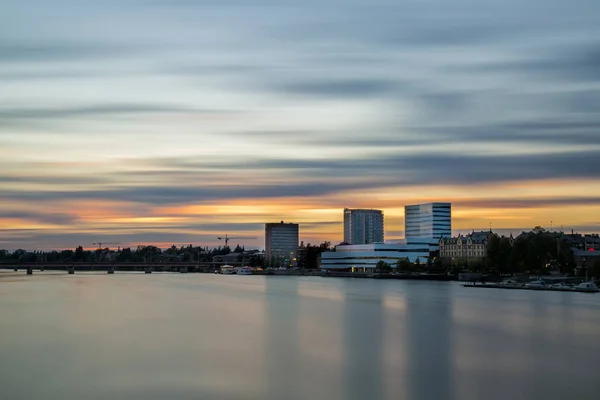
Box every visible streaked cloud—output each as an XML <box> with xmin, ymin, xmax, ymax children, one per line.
<box><xmin>1</xmin><ymin>0</ymin><xmax>599</xmax><ymax>248</ymax></box>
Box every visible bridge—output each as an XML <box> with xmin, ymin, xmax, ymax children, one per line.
<box><xmin>0</xmin><ymin>261</ymin><xmax>246</xmax><ymax>275</ymax></box>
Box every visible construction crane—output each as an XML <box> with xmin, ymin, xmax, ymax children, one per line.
<box><xmin>93</xmin><ymin>242</ymin><xmax>122</xmax><ymax>250</ymax></box>
<box><xmin>217</xmin><ymin>234</ymin><xmax>257</xmax><ymax>247</ymax></box>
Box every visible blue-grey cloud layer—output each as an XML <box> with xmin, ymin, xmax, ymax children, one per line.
<box><xmin>1</xmin><ymin>0</ymin><xmax>600</xmax><ymax>247</ymax></box>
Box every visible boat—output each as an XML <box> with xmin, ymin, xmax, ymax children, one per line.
<box><xmin>463</xmin><ymin>279</ymin><xmax>599</xmax><ymax>294</ymax></box>
<box><xmin>499</xmin><ymin>279</ymin><xmax>520</xmax><ymax>287</ymax></box>
<box><xmin>573</xmin><ymin>281</ymin><xmax>600</xmax><ymax>293</ymax></box>
<box><xmin>236</xmin><ymin>266</ymin><xmax>253</xmax><ymax>275</ymax></box>
<box><xmin>525</xmin><ymin>279</ymin><xmax>546</xmax><ymax>288</ymax></box>
<box><xmin>220</xmin><ymin>265</ymin><xmax>236</xmax><ymax>275</ymax></box>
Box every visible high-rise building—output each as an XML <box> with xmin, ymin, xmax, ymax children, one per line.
<box><xmin>265</xmin><ymin>221</ymin><xmax>299</xmax><ymax>267</ymax></box>
<box><xmin>343</xmin><ymin>208</ymin><xmax>384</xmax><ymax>245</ymax></box>
<box><xmin>405</xmin><ymin>202</ymin><xmax>451</xmax><ymax>245</ymax></box>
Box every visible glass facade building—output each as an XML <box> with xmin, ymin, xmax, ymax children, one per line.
<box><xmin>321</xmin><ymin>243</ymin><xmax>431</xmax><ymax>271</ymax></box>
<box><xmin>405</xmin><ymin>202</ymin><xmax>451</xmax><ymax>245</ymax></box>
<box><xmin>265</xmin><ymin>221</ymin><xmax>299</xmax><ymax>267</ymax></box>
<box><xmin>343</xmin><ymin>208</ymin><xmax>384</xmax><ymax>245</ymax></box>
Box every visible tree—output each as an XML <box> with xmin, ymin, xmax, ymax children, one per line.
<box><xmin>376</xmin><ymin>260</ymin><xmax>392</xmax><ymax>273</ymax></box>
<box><xmin>302</xmin><ymin>242</ymin><xmax>331</xmax><ymax>269</ymax></box>
<box><xmin>74</xmin><ymin>246</ymin><xmax>85</xmax><ymax>261</ymax></box>
<box><xmin>486</xmin><ymin>233</ymin><xmax>501</xmax><ymax>270</ymax></box>
<box><xmin>396</xmin><ymin>258</ymin><xmax>413</xmax><ymax>272</ymax></box>
<box><xmin>589</xmin><ymin>259</ymin><xmax>600</xmax><ymax>279</ymax></box>
<box><xmin>116</xmin><ymin>247</ymin><xmax>133</xmax><ymax>262</ymax></box>
<box><xmin>498</xmin><ymin>236</ymin><xmax>512</xmax><ymax>273</ymax></box>
<box><xmin>136</xmin><ymin>245</ymin><xmax>162</xmax><ymax>262</ymax></box>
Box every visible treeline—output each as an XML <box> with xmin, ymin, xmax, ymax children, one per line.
<box><xmin>485</xmin><ymin>227</ymin><xmax>575</xmax><ymax>274</ymax></box>
<box><xmin>0</xmin><ymin>244</ymin><xmax>248</xmax><ymax>264</ymax></box>
<box><xmin>0</xmin><ymin>241</ymin><xmax>332</xmax><ymax>269</ymax></box>
<box><xmin>294</xmin><ymin>241</ymin><xmax>332</xmax><ymax>269</ymax></box>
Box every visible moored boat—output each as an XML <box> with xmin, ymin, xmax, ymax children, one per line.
<box><xmin>236</xmin><ymin>266</ymin><xmax>253</xmax><ymax>275</ymax></box>
<box><xmin>525</xmin><ymin>279</ymin><xmax>546</xmax><ymax>288</ymax></box>
<box><xmin>221</xmin><ymin>265</ymin><xmax>236</xmax><ymax>275</ymax></box>
<box><xmin>573</xmin><ymin>281</ymin><xmax>599</xmax><ymax>293</ymax></box>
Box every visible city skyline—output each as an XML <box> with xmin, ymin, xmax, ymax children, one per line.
<box><xmin>2</xmin><ymin>0</ymin><xmax>600</xmax><ymax>249</ymax></box>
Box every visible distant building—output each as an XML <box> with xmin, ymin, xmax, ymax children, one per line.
<box><xmin>213</xmin><ymin>253</ymin><xmax>242</xmax><ymax>264</ymax></box>
<box><xmin>439</xmin><ymin>231</ymin><xmax>492</xmax><ymax>261</ymax></box>
<box><xmin>320</xmin><ymin>243</ymin><xmax>431</xmax><ymax>272</ymax></box>
<box><xmin>405</xmin><ymin>202</ymin><xmax>451</xmax><ymax>247</ymax></box>
<box><xmin>265</xmin><ymin>221</ymin><xmax>299</xmax><ymax>267</ymax></box>
<box><xmin>343</xmin><ymin>208</ymin><xmax>384</xmax><ymax>245</ymax></box>
<box><xmin>572</xmin><ymin>248</ymin><xmax>600</xmax><ymax>271</ymax></box>
<box><xmin>565</xmin><ymin>233</ymin><xmax>600</xmax><ymax>251</ymax></box>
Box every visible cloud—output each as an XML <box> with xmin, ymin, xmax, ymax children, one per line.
<box><xmin>454</xmin><ymin>197</ymin><xmax>600</xmax><ymax>209</ymax></box>
<box><xmin>457</xmin><ymin>43</ymin><xmax>600</xmax><ymax>83</ymax></box>
<box><xmin>0</xmin><ymin>174</ymin><xmax>109</xmax><ymax>185</ymax></box>
<box><xmin>271</xmin><ymin>78</ymin><xmax>397</xmax><ymax>98</ymax></box>
<box><xmin>0</xmin><ymin>211</ymin><xmax>75</xmax><ymax>225</ymax></box>
<box><xmin>0</xmin><ymin>41</ymin><xmax>129</xmax><ymax>63</ymax></box>
<box><xmin>1</xmin><ymin>180</ymin><xmax>390</xmax><ymax>205</ymax></box>
<box><xmin>0</xmin><ymin>104</ymin><xmax>201</xmax><ymax>120</ymax></box>
<box><xmin>0</xmin><ymin>104</ymin><xmax>231</xmax><ymax>131</ymax></box>
<box><xmin>2</xmin><ymin>0</ymin><xmax>600</xmax><ymax>248</ymax></box>
<box><xmin>3</xmin><ymin>149</ymin><xmax>599</xmax><ymax>209</ymax></box>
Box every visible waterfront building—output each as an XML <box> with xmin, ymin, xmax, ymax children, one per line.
<box><xmin>343</xmin><ymin>208</ymin><xmax>384</xmax><ymax>245</ymax></box>
<box><xmin>439</xmin><ymin>231</ymin><xmax>492</xmax><ymax>261</ymax></box>
<box><xmin>320</xmin><ymin>243</ymin><xmax>431</xmax><ymax>272</ymax></box>
<box><xmin>265</xmin><ymin>221</ymin><xmax>299</xmax><ymax>268</ymax></box>
<box><xmin>405</xmin><ymin>202</ymin><xmax>451</xmax><ymax>246</ymax></box>
<box><xmin>573</xmin><ymin>248</ymin><xmax>600</xmax><ymax>271</ymax></box>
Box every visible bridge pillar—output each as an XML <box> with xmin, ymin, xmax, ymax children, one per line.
<box><xmin>26</xmin><ymin>266</ymin><xmax>33</xmax><ymax>275</ymax></box>
<box><xmin>144</xmin><ymin>267</ymin><xmax>152</xmax><ymax>274</ymax></box>
<box><xmin>68</xmin><ymin>266</ymin><xmax>75</xmax><ymax>274</ymax></box>
<box><xmin>107</xmin><ymin>266</ymin><xmax>115</xmax><ymax>274</ymax></box>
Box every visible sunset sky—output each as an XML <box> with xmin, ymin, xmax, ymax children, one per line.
<box><xmin>1</xmin><ymin>0</ymin><xmax>599</xmax><ymax>250</ymax></box>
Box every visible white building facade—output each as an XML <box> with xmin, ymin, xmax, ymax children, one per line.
<box><xmin>405</xmin><ymin>202</ymin><xmax>452</xmax><ymax>247</ymax></box>
<box><xmin>343</xmin><ymin>208</ymin><xmax>384</xmax><ymax>245</ymax></box>
<box><xmin>320</xmin><ymin>243</ymin><xmax>431</xmax><ymax>271</ymax></box>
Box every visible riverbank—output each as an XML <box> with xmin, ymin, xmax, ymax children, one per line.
<box><xmin>463</xmin><ymin>282</ymin><xmax>599</xmax><ymax>293</ymax></box>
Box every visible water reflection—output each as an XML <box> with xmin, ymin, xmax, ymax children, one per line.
<box><xmin>342</xmin><ymin>280</ymin><xmax>384</xmax><ymax>400</ymax></box>
<box><xmin>265</xmin><ymin>277</ymin><xmax>300</xmax><ymax>399</ymax></box>
<box><xmin>1</xmin><ymin>274</ymin><xmax>600</xmax><ymax>400</ymax></box>
<box><xmin>405</xmin><ymin>282</ymin><xmax>454</xmax><ymax>400</ymax></box>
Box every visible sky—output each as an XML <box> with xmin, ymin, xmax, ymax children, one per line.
<box><xmin>1</xmin><ymin>0</ymin><xmax>600</xmax><ymax>250</ymax></box>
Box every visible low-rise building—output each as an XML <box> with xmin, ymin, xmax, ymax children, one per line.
<box><xmin>213</xmin><ymin>253</ymin><xmax>242</xmax><ymax>264</ymax></box>
<box><xmin>572</xmin><ymin>248</ymin><xmax>600</xmax><ymax>270</ymax></box>
<box><xmin>439</xmin><ymin>231</ymin><xmax>492</xmax><ymax>261</ymax></box>
<box><xmin>320</xmin><ymin>243</ymin><xmax>431</xmax><ymax>272</ymax></box>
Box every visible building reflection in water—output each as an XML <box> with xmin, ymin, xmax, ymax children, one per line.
<box><xmin>342</xmin><ymin>280</ymin><xmax>384</xmax><ymax>400</ymax></box>
<box><xmin>265</xmin><ymin>277</ymin><xmax>301</xmax><ymax>399</ymax></box>
<box><xmin>404</xmin><ymin>282</ymin><xmax>454</xmax><ymax>400</ymax></box>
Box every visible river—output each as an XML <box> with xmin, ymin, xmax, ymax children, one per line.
<box><xmin>1</xmin><ymin>271</ymin><xmax>599</xmax><ymax>400</ymax></box>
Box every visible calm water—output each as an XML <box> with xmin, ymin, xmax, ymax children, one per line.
<box><xmin>1</xmin><ymin>272</ymin><xmax>599</xmax><ymax>400</ymax></box>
